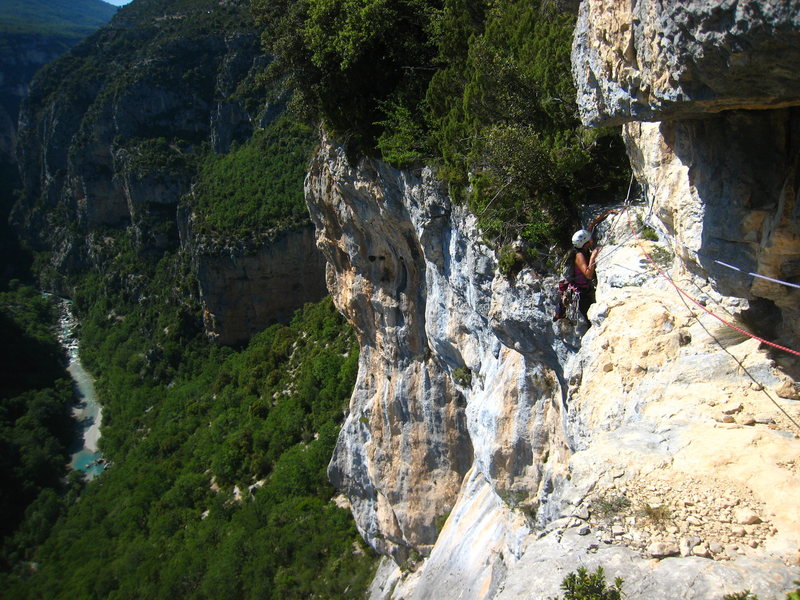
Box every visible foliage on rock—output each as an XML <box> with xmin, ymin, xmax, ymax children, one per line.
<box><xmin>188</xmin><ymin>117</ymin><xmax>316</xmax><ymax>238</ymax></box>
<box><xmin>255</xmin><ymin>0</ymin><xmax>630</xmax><ymax>247</ymax></box>
<box><xmin>559</xmin><ymin>567</ymin><xmax>623</xmax><ymax>600</ymax></box>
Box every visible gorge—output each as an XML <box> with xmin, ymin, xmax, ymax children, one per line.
<box><xmin>2</xmin><ymin>0</ymin><xmax>799</xmax><ymax>599</ymax></box>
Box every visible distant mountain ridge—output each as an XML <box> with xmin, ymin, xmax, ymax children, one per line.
<box><xmin>0</xmin><ymin>0</ymin><xmax>116</xmax><ymax>36</ymax></box>
<box><xmin>0</xmin><ymin>0</ymin><xmax>118</xmax><ymax>163</ymax></box>
<box><xmin>0</xmin><ymin>0</ymin><xmax>117</xmax><ymax>281</ymax></box>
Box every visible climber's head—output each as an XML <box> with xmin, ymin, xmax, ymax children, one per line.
<box><xmin>571</xmin><ymin>229</ymin><xmax>593</xmax><ymax>249</ymax></box>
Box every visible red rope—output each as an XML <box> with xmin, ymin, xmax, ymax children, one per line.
<box><xmin>625</xmin><ymin>209</ymin><xmax>800</xmax><ymax>358</ymax></box>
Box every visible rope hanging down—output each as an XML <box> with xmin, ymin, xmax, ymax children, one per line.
<box><xmin>625</xmin><ymin>209</ymin><xmax>800</xmax><ymax>359</ymax></box>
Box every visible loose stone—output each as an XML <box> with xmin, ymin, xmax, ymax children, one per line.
<box><xmin>734</xmin><ymin>508</ymin><xmax>762</xmax><ymax>525</ymax></box>
<box><xmin>648</xmin><ymin>541</ymin><xmax>680</xmax><ymax>558</ymax></box>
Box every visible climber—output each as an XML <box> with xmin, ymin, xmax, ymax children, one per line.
<box><xmin>553</xmin><ymin>209</ymin><xmax>617</xmax><ymax>323</ymax></box>
<box><xmin>553</xmin><ymin>230</ymin><xmax>599</xmax><ymax>322</ymax></box>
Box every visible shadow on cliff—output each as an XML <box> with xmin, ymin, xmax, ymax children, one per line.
<box><xmin>658</xmin><ymin>109</ymin><xmax>800</xmax><ymax>357</ymax></box>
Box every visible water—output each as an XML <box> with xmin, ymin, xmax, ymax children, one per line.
<box><xmin>55</xmin><ymin>299</ymin><xmax>106</xmax><ymax>480</ymax></box>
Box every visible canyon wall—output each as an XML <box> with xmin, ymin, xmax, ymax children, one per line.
<box><xmin>308</xmin><ymin>1</ymin><xmax>800</xmax><ymax>597</ymax></box>
<box><xmin>12</xmin><ymin>2</ymin><xmax>327</xmax><ymax>342</ymax></box>
<box><xmin>185</xmin><ymin>225</ymin><xmax>328</xmax><ymax>346</ymax></box>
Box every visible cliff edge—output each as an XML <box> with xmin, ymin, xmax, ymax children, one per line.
<box><xmin>306</xmin><ymin>1</ymin><xmax>800</xmax><ymax>598</ymax></box>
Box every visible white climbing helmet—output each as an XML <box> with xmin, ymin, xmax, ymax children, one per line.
<box><xmin>571</xmin><ymin>229</ymin><xmax>592</xmax><ymax>248</ymax></box>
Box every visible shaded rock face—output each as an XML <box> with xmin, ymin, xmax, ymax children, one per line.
<box><xmin>573</xmin><ymin>0</ymin><xmax>800</xmax><ymax>127</ymax></box>
<box><xmin>11</xmin><ymin>6</ymin><xmax>327</xmax><ymax>344</ymax></box>
<box><xmin>624</xmin><ymin>111</ymin><xmax>800</xmax><ymax>344</ymax></box>
<box><xmin>306</xmin><ymin>138</ymin><xmax>572</xmax><ymax>564</ymax></box>
<box><xmin>14</xmin><ymin>20</ymin><xmax>265</xmax><ymax>270</ymax></box>
<box><xmin>189</xmin><ymin>226</ymin><xmax>329</xmax><ymax>346</ymax></box>
<box><xmin>0</xmin><ymin>36</ymin><xmax>75</xmax><ymax>164</ymax></box>
<box><xmin>17</xmin><ymin>30</ymin><xmax>261</xmax><ymax>250</ymax></box>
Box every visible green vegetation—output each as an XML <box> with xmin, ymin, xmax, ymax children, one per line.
<box><xmin>1</xmin><ymin>232</ymin><xmax>376</xmax><ymax>597</ymax></box>
<box><xmin>451</xmin><ymin>366</ymin><xmax>472</xmax><ymax>387</ymax></box>
<box><xmin>256</xmin><ymin>0</ymin><xmax>630</xmax><ymax>249</ymax></box>
<box><xmin>637</xmin><ymin>501</ymin><xmax>671</xmax><ymax>525</ymax></box>
<box><xmin>0</xmin><ymin>283</ymin><xmax>76</xmax><ymax>564</ymax></box>
<box><xmin>558</xmin><ymin>567</ymin><xmax>623</xmax><ymax>600</ymax></box>
<box><xmin>188</xmin><ymin>118</ymin><xmax>316</xmax><ymax>237</ymax></box>
<box><xmin>723</xmin><ymin>583</ymin><xmax>800</xmax><ymax>600</ymax></box>
<box><xmin>590</xmin><ymin>493</ymin><xmax>631</xmax><ymax>519</ymax></box>
<box><xmin>0</xmin><ymin>0</ymin><xmax>115</xmax><ymax>37</ymax></box>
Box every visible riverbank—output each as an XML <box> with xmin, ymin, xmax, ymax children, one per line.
<box><xmin>55</xmin><ymin>298</ymin><xmax>106</xmax><ymax>480</ymax></box>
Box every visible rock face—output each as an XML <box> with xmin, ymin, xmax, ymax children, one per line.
<box><xmin>573</xmin><ymin>0</ymin><xmax>800</xmax><ymax>127</ymax></box>
<box><xmin>0</xmin><ymin>0</ymin><xmax>116</xmax><ymax>164</ymax></box>
<box><xmin>0</xmin><ymin>36</ymin><xmax>72</xmax><ymax>164</ymax></box>
<box><xmin>13</xmin><ymin>1</ymin><xmax>324</xmax><ymax>343</ymax></box>
<box><xmin>308</xmin><ymin>1</ymin><xmax>800</xmax><ymax>596</ymax></box>
<box><xmin>187</xmin><ymin>226</ymin><xmax>328</xmax><ymax>346</ymax></box>
<box><xmin>16</xmin><ymin>26</ymin><xmax>263</xmax><ymax>251</ymax></box>
<box><xmin>309</xmin><ymin>134</ymin><xmax>800</xmax><ymax>600</ymax></box>
<box><xmin>306</xmin><ymin>138</ymin><xmax>578</xmax><ymax>564</ymax></box>
<box><xmin>623</xmin><ymin>112</ymin><xmax>800</xmax><ymax>347</ymax></box>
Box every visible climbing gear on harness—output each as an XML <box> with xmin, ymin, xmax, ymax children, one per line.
<box><xmin>553</xmin><ymin>280</ymin><xmax>581</xmax><ymax>322</ymax></box>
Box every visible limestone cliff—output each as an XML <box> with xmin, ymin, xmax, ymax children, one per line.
<box><xmin>12</xmin><ymin>0</ymin><xmax>326</xmax><ymax>343</ymax></box>
<box><xmin>307</xmin><ymin>1</ymin><xmax>800</xmax><ymax>598</ymax></box>
<box><xmin>182</xmin><ymin>223</ymin><xmax>328</xmax><ymax>347</ymax></box>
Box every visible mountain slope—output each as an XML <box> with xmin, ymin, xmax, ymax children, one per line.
<box><xmin>0</xmin><ymin>0</ymin><xmax>116</xmax><ymax>36</ymax></box>
<box><xmin>0</xmin><ymin>0</ymin><xmax>117</xmax><ymax>281</ymax></box>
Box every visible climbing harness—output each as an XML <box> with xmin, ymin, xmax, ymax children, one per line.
<box><xmin>554</xmin><ymin>280</ymin><xmax>582</xmax><ymax>323</ymax></box>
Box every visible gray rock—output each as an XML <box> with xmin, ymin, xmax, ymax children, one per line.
<box><xmin>572</xmin><ymin>0</ymin><xmax>800</xmax><ymax>127</ymax></box>
<box><xmin>648</xmin><ymin>542</ymin><xmax>680</xmax><ymax>559</ymax></box>
<box><xmin>679</xmin><ymin>536</ymin><xmax>701</xmax><ymax>557</ymax></box>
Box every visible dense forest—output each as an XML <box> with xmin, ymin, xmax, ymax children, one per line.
<box><xmin>2</xmin><ymin>0</ymin><xmax>633</xmax><ymax>598</ymax></box>
<box><xmin>1</xmin><ymin>247</ymin><xmax>377</xmax><ymax>597</ymax></box>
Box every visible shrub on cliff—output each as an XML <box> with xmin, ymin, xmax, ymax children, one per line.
<box><xmin>255</xmin><ymin>0</ymin><xmax>630</xmax><ymax>247</ymax></box>
<box><xmin>559</xmin><ymin>566</ymin><xmax>623</xmax><ymax>600</ymax></box>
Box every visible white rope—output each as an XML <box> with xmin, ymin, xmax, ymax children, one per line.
<box><xmin>714</xmin><ymin>260</ymin><xmax>800</xmax><ymax>290</ymax></box>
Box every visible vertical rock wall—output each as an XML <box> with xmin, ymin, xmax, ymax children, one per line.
<box><xmin>307</xmin><ymin>1</ymin><xmax>800</xmax><ymax>598</ymax></box>
<box><xmin>305</xmin><ymin>137</ymin><xmax>573</xmax><ymax>567</ymax></box>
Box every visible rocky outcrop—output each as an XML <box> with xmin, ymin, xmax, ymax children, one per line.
<box><xmin>573</xmin><ymin>0</ymin><xmax>800</xmax><ymax>127</ymax></box>
<box><xmin>309</xmin><ymin>2</ymin><xmax>800</xmax><ymax>596</ymax></box>
<box><xmin>16</xmin><ymin>27</ymin><xmax>263</xmax><ymax>249</ymax></box>
<box><xmin>624</xmin><ymin>112</ymin><xmax>800</xmax><ymax>347</ymax></box>
<box><xmin>306</xmin><ymin>138</ymin><xmax>579</xmax><ymax>564</ymax></box>
<box><xmin>572</xmin><ymin>0</ymin><xmax>800</xmax><ymax>352</ymax></box>
<box><xmin>308</xmin><ymin>132</ymin><xmax>800</xmax><ymax>599</ymax></box>
<box><xmin>0</xmin><ymin>0</ymin><xmax>116</xmax><ymax>165</ymax></box>
<box><xmin>187</xmin><ymin>226</ymin><xmax>328</xmax><ymax>346</ymax></box>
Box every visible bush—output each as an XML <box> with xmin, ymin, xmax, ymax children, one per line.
<box><xmin>560</xmin><ymin>566</ymin><xmax>623</xmax><ymax>600</ymax></box>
